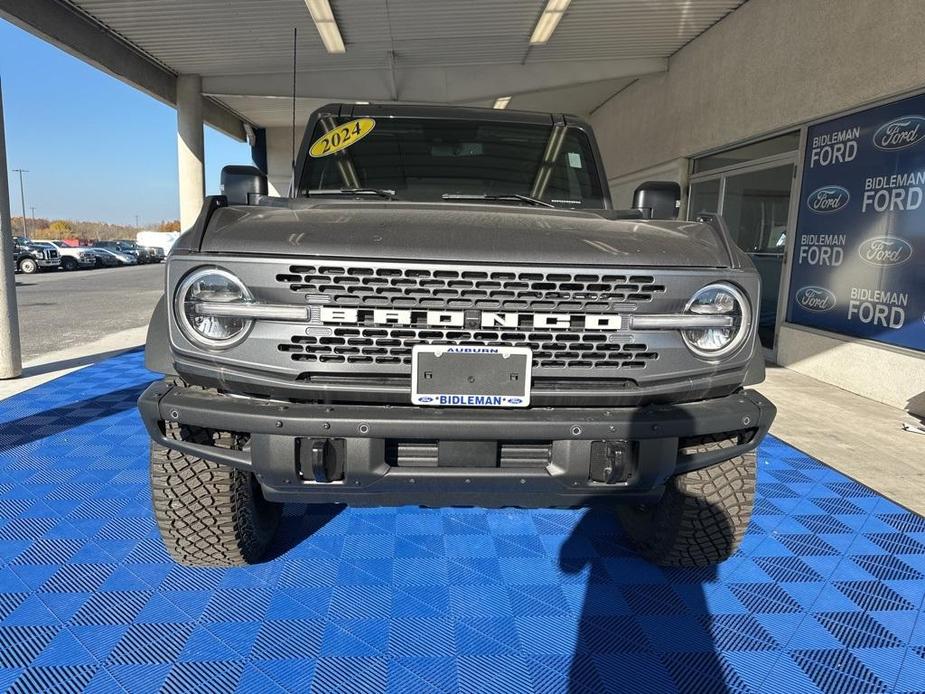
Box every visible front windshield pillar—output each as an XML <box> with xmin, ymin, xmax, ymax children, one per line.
<box><xmin>530</xmin><ymin>125</ymin><xmax>567</xmax><ymax>200</ymax></box>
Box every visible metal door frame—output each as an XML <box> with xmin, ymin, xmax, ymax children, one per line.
<box><xmin>688</xmin><ymin>147</ymin><xmax>800</xmax><ymax>360</ymax></box>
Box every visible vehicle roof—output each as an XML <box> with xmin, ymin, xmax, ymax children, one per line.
<box><xmin>317</xmin><ymin>102</ymin><xmax>592</xmax><ymax>130</ymax></box>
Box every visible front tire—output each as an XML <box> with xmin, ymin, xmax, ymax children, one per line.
<box><xmin>618</xmin><ymin>441</ymin><xmax>756</xmax><ymax>567</ymax></box>
<box><xmin>150</xmin><ymin>425</ymin><xmax>282</xmax><ymax>567</ymax></box>
<box><xmin>18</xmin><ymin>258</ymin><xmax>37</xmax><ymax>274</ymax></box>
<box><xmin>61</xmin><ymin>257</ymin><xmax>78</xmax><ymax>271</ymax></box>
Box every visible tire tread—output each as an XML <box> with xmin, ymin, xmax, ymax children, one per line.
<box><xmin>619</xmin><ymin>435</ymin><xmax>756</xmax><ymax>567</ymax></box>
<box><xmin>150</xmin><ymin>424</ymin><xmax>280</xmax><ymax>567</ymax></box>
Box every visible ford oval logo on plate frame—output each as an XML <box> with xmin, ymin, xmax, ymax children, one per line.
<box><xmin>873</xmin><ymin>115</ymin><xmax>925</xmax><ymax>151</ymax></box>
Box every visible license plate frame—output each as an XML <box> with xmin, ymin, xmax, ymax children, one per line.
<box><xmin>411</xmin><ymin>345</ymin><xmax>532</xmax><ymax>407</ymax></box>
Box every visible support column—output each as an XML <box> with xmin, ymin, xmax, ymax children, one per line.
<box><xmin>176</xmin><ymin>74</ymin><xmax>205</xmax><ymax>231</ymax></box>
<box><xmin>0</xmin><ymin>79</ymin><xmax>23</xmax><ymax>379</ymax></box>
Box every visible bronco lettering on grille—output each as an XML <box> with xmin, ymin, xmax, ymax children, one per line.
<box><xmin>319</xmin><ymin>307</ymin><xmax>623</xmax><ymax>331</ymax></box>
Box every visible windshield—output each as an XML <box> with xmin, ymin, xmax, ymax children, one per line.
<box><xmin>298</xmin><ymin>116</ymin><xmax>606</xmax><ymax>208</ymax></box>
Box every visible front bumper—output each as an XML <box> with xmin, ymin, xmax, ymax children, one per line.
<box><xmin>138</xmin><ymin>383</ymin><xmax>775</xmax><ymax>508</ymax></box>
<box><xmin>36</xmin><ymin>258</ymin><xmax>60</xmax><ymax>268</ymax></box>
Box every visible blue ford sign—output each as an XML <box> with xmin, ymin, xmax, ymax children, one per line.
<box><xmin>789</xmin><ymin>93</ymin><xmax>925</xmax><ymax>352</ymax></box>
<box><xmin>872</xmin><ymin>115</ymin><xmax>925</xmax><ymax>151</ymax></box>
<box><xmin>806</xmin><ymin>185</ymin><xmax>850</xmax><ymax>213</ymax></box>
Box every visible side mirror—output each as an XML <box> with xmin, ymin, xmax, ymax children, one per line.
<box><xmin>633</xmin><ymin>180</ymin><xmax>681</xmax><ymax>220</ymax></box>
<box><xmin>221</xmin><ymin>165</ymin><xmax>268</xmax><ymax>205</ymax></box>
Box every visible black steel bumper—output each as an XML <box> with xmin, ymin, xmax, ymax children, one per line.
<box><xmin>138</xmin><ymin>382</ymin><xmax>775</xmax><ymax>508</ymax></box>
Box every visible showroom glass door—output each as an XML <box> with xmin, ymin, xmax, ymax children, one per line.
<box><xmin>688</xmin><ymin>133</ymin><xmax>799</xmax><ymax>352</ymax></box>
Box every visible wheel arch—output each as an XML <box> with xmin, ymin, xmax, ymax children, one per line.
<box><xmin>145</xmin><ymin>294</ymin><xmax>177</xmax><ymax>375</ymax></box>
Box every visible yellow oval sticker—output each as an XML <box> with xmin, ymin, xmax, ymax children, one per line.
<box><xmin>309</xmin><ymin>118</ymin><xmax>376</xmax><ymax>158</ymax></box>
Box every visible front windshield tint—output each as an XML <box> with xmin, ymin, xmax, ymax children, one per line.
<box><xmin>298</xmin><ymin>116</ymin><xmax>606</xmax><ymax>208</ymax></box>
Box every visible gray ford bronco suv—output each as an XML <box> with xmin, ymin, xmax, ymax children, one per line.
<box><xmin>140</xmin><ymin>103</ymin><xmax>775</xmax><ymax>568</ymax></box>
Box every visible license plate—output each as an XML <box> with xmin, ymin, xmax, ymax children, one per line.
<box><xmin>411</xmin><ymin>345</ymin><xmax>532</xmax><ymax>407</ymax></box>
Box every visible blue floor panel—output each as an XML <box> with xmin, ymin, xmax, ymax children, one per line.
<box><xmin>0</xmin><ymin>350</ymin><xmax>923</xmax><ymax>693</ymax></box>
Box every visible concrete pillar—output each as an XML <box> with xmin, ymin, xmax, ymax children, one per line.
<box><xmin>176</xmin><ymin>74</ymin><xmax>205</xmax><ymax>230</ymax></box>
<box><xmin>0</xmin><ymin>79</ymin><xmax>23</xmax><ymax>379</ymax></box>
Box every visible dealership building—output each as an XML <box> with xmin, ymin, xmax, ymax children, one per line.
<box><xmin>588</xmin><ymin>0</ymin><xmax>925</xmax><ymax>414</ymax></box>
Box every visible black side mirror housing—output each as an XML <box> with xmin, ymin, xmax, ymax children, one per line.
<box><xmin>633</xmin><ymin>180</ymin><xmax>681</xmax><ymax>220</ymax></box>
<box><xmin>221</xmin><ymin>165</ymin><xmax>268</xmax><ymax>205</ymax></box>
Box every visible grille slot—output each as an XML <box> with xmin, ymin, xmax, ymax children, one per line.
<box><xmin>385</xmin><ymin>440</ymin><xmax>552</xmax><ymax>467</ymax></box>
<box><xmin>278</xmin><ymin>265</ymin><xmax>665</xmax><ymax>311</ymax></box>
<box><xmin>281</xmin><ymin>328</ymin><xmax>657</xmax><ymax>369</ymax></box>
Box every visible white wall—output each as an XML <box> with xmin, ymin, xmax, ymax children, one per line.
<box><xmin>588</xmin><ymin>0</ymin><xmax>925</xmax><ymax>412</ymax></box>
<box><xmin>590</xmin><ymin>0</ymin><xmax>925</xmax><ymax>180</ymax></box>
<box><xmin>264</xmin><ymin>126</ymin><xmax>294</xmax><ymax>196</ymax></box>
<box><xmin>777</xmin><ymin>325</ymin><xmax>925</xmax><ymax>414</ymax></box>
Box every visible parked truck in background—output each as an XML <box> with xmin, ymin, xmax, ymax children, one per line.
<box><xmin>12</xmin><ymin>236</ymin><xmax>60</xmax><ymax>274</ymax></box>
<box><xmin>31</xmin><ymin>240</ymin><xmax>96</xmax><ymax>271</ymax></box>
<box><xmin>140</xmin><ymin>103</ymin><xmax>776</xmax><ymax>569</ymax></box>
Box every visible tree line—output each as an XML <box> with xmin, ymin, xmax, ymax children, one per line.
<box><xmin>8</xmin><ymin>216</ymin><xmax>181</xmax><ymax>241</ymax></box>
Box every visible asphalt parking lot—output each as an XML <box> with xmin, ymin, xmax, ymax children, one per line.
<box><xmin>14</xmin><ymin>263</ymin><xmax>164</xmax><ymax>361</ymax></box>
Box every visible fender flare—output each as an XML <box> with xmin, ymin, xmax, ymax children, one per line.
<box><xmin>145</xmin><ymin>295</ymin><xmax>177</xmax><ymax>375</ymax></box>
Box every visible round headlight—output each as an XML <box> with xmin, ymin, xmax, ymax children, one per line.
<box><xmin>175</xmin><ymin>268</ymin><xmax>253</xmax><ymax>349</ymax></box>
<box><xmin>682</xmin><ymin>283</ymin><xmax>751</xmax><ymax>359</ymax></box>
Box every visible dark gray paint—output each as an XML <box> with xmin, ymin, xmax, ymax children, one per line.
<box><xmin>198</xmin><ymin>202</ymin><xmax>733</xmax><ymax>267</ymax></box>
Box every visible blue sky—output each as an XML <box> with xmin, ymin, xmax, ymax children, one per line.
<box><xmin>0</xmin><ymin>19</ymin><xmax>252</xmax><ymax>226</ymax></box>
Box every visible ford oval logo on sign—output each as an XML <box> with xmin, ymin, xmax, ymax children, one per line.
<box><xmin>857</xmin><ymin>236</ymin><xmax>913</xmax><ymax>266</ymax></box>
<box><xmin>806</xmin><ymin>185</ymin><xmax>850</xmax><ymax>214</ymax></box>
<box><xmin>795</xmin><ymin>286</ymin><xmax>837</xmax><ymax>312</ymax></box>
<box><xmin>873</xmin><ymin>115</ymin><xmax>925</xmax><ymax>150</ymax></box>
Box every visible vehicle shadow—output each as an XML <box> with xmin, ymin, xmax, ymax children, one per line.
<box><xmin>558</xmin><ymin>403</ymin><xmax>742</xmax><ymax>692</ymax></box>
<box><xmin>0</xmin><ymin>383</ymin><xmax>148</xmax><ymax>453</ymax></box>
<box><xmin>18</xmin><ymin>347</ymin><xmax>142</xmax><ymax>379</ymax></box>
<box><xmin>559</xmin><ymin>508</ymin><xmax>732</xmax><ymax>693</ymax></box>
<box><xmin>263</xmin><ymin>503</ymin><xmax>345</xmax><ymax>561</ymax></box>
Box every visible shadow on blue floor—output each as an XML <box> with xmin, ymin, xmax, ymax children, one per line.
<box><xmin>0</xmin><ymin>350</ymin><xmax>923</xmax><ymax>693</ymax></box>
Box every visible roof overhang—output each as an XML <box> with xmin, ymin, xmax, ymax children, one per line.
<box><xmin>0</xmin><ymin>0</ymin><xmax>246</xmax><ymax>140</ymax></box>
<box><xmin>1</xmin><ymin>0</ymin><xmax>744</xmax><ymax>132</ymax></box>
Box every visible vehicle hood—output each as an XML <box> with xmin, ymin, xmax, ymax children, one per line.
<box><xmin>198</xmin><ymin>201</ymin><xmax>733</xmax><ymax>267</ymax></box>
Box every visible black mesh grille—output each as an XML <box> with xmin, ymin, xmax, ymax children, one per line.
<box><xmin>275</xmin><ymin>262</ymin><xmax>665</xmax><ymax>371</ymax></box>
<box><xmin>280</xmin><ymin>327</ymin><xmax>656</xmax><ymax>369</ymax></box>
<box><xmin>277</xmin><ymin>265</ymin><xmax>665</xmax><ymax>311</ymax></box>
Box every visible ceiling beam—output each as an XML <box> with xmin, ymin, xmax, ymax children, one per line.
<box><xmin>0</xmin><ymin>0</ymin><xmax>246</xmax><ymax>141</ymax></box>
<box><xmin>202</xmin><ymin>58</ymin><xmax>667</xmax><ymax>104</ymax></box>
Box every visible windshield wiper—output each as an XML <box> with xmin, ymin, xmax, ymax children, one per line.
<box><xmin>308</xmin><ymin>188</ymin><xmax>397</xmax><ymax>200</ymax></box>
<box><xmin>441</xmin><ymin>193</ymin><xmax>555</xmax><ymax>208</ymax></box>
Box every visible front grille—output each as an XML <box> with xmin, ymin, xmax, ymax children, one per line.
<box><xmin>280</xmin><ymin>328</ymin><xmax>657</xmax><ymax>369</ymax></box>
<box><xmin>275</xmin><ymin>262</ymin><xmax>665</xmax><ymax>371</ymax></box>
<box><xmin>277</xmin><ymin>265</ymin><xmax>666</xmax><ymax>311</ymax></box>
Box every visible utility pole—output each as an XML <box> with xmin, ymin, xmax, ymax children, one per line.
<box><xmin>0</xmin><ymin>79</ymin><xmax>23</xmax><ymax>379</ymax></box>
<box><xmin>11</xmin><ymin>168</ymin><xmax>27</xmax><ymax>238</ymax></box>
<box><xmin>135</xmin><ymin>214</ymin><xmax>139</xmax><ymax>228</ymax></box>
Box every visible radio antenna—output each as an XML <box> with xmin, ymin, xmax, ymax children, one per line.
<box><xmin>291</xmin><ymin>26</ymin><xmax>298</xmax><ymax>176</ymax></box>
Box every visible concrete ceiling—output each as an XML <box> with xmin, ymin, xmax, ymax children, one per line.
<box><xmin>2</xmin><ymin>0</ymin><xmax>745</xmax><ymax>129</ymax></box>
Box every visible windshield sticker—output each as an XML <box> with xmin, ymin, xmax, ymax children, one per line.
<box><xmin>567</xmin><ymin>151</ymin><xmax>582</xmax><ymax>168</ymax></box>
<box><xmin>309</xmin><ymin>118</ymin><xmax>376</xmax><ymax>158</ymax></box>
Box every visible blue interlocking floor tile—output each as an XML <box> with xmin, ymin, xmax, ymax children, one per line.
<box><xmin>0</xmin><ymin>349</ymin><xmax>923</xmax><ymax>692</ymax></box>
